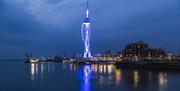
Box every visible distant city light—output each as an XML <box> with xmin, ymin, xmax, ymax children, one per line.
<box><xmin>31</xmin><ymin>63</ymin><xmax>35</xmax><ymax>80</ymax></box>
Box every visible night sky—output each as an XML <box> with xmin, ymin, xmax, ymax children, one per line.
<box><xmin>0</xmin><ymin>0</ymin><xmax>179</xmax><ymax>59</ymax></box>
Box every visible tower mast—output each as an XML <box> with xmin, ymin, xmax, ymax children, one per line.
<box><xmin>86</xmin><ymin>0</ymin><xmax>89</xmax><ymax>18</ymax></box>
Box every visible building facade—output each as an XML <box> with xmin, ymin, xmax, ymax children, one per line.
<box><xmin>122</xmin><ymin>41</ymin><xmax>166</xmax><ymax>61</ymax></box>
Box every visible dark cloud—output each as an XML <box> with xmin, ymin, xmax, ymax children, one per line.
<box><xmin>0</xmin><ymin>0</ymin><xmax>179</xmax><ymax>59</ymax></box>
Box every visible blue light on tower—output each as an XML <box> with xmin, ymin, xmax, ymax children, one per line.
<box><xmin>81</xmin><ymin>0</ymin><xmax>91</xmax><ymax>58</ymax></box>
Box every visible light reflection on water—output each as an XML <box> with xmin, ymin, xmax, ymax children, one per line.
<box><xmin>30</xmin><ymin>63</ymin><xmax>35</xmax><ymax>80</ymax></box>
<box><xmin>30</xmin><ymin>62</ymin><xmax>55</xmax><ymax>80</ymax></box>
<box><xmin>133</xmin><ymin>70</ymin><xmax>139</xmax><ymax>88</ymax></box>
<box><xmin>78</xmin><ymin>65</ymin><xmax>91</xmax><ymax>91</ymax></box>
<box><xmin>28</xmin><ymin>63</ymin><xmax>171</xmax><ymax>91</ymax></box>
<box><xmin>1</xmin><ymin>61</ymin><xmax>179</xmax><ymax>91</ymax></box>
<box><xmin>158</xmin><ymin>72</ymin><xmax>168</xmax><ymax>91</ymax></box>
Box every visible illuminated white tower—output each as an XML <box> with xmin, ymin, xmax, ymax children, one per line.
<box><xmin>81</xmin><ymin>0</ymin><xmax>91</xmax><ymax>58</ymax></box>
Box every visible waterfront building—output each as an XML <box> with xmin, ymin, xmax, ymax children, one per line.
<box><xmin>92</xmin><ymin>54</ymin><xmax>123</xmax><ymax>61</ymax></box>
<box><xmin>122</xmin><ymin>41</ymin><xmax>149</xmax><ymax>61</ymax></box>
<box><xmin>168</xmin><ymin>54</ymin><xmax>180</xmax><ymax>61</ymax></box>
<box><xmin>122</xmin><ymin>41</ymin><xmax>166</xmax><ymax>61</ymax></box>
<box><xmin>176</xmin><ymin>55</ymin><xmax>180</xmax><ymax>61</ymax></box>
<box><xmin>81</xmin><ymin>0</ymin><xmax>91</xmax><ymax>58</ymax></box>
<box><xmin>145</xmin><ymin>48</ymin><xmax>166</xmax><ymax>61</ymax></box>
<box><xmin>92</xmin><ymin>41</ymin><xmax>178</xmax><ymax>62</ymax></box>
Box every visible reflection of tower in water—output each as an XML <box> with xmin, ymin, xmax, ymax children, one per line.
<box><xmin>77</xmin><ymin>65</ymin><xmax>91</xmax><ymax>91</ymax></box>
<box><xmin>74</xmin><ymin>64</ymin><xmax>123</xmax><ymax>88</ymax></box>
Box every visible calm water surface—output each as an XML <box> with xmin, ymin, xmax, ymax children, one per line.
<box><xmin>0</xmin><ymin>60</ymin><xmax>180</xmax><ymax>91</ymax></box>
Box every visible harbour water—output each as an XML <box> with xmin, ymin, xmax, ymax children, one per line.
<box><xmin>0</xmin><ymin>60</ymin><xmax>180</xmax><ymax>91</ymax></box>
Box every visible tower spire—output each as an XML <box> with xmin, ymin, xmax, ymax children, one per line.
<box><xmin>86</xmin><ymin>0</ymin><xmax>89</xmax><ymax>18</ymax></box>
<box><xmin>87</xmin><ymin>0</ymin><xmax>89</xmax><ymax>9</ymax></box>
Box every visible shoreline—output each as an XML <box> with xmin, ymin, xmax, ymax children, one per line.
<box><xmin>115</xmin><ymin>61</ymin><xmax>180</xmax><ymax>70</ymax></box>
<box><xmin>25</xmin><ymin>59</ymin><xmax>180</xmax><ymax>70</ymax></box>
<box><xmin>73</xmin><ymin>60</ymin><xmax>180</xmax><ymax>70</ymax></box>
